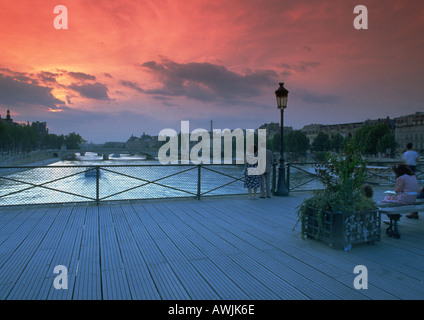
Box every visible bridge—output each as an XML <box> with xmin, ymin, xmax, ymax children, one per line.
<box><xmin>0</xmin><ymin>188</ymin><xmax>423</xmax><ymax>300</ymax></box>
<box><xmin>57</xmin><ymin>147</ymin><xmax>158</xmax><ymax>160</ymax></box>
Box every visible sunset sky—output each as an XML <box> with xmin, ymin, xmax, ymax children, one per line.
<box><xmin>1</xmin><ymin>0</ymin><xmax>423</xmax><ymax>143</ymax></box>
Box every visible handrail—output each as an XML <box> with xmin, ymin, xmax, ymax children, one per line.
<box><xmin>0</xmin><ymin>164</ymin><xmax>246</xmax><ymax>206</ymax></box>
<box><xmin>0</xmin><ymin>161</ymin><xmax>421</xmax><ymax>206</ymax></box>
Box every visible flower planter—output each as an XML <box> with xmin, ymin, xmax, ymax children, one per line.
<box><xmin>302</xmin><ymin>207</ymin><xmax>381</xmax><ymax>250</ymax></box>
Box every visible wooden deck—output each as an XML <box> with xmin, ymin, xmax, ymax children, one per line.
<box><xmin>0</xmin><ymin>188</ymin><xmax>423</xmax><ymax>300</ymax></box>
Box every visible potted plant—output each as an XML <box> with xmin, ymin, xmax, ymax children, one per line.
<box><xmin>296</xmin><ymin>142</ymin><xmax>380</xmax><ymax>250</ymax></box>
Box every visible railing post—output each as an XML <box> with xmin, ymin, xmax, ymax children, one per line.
<box><xmin>96</xmin><ymin>166</ymin><xmax>100</xmax><ymax>205</ymax></box>
<box><xmin>286</xmin><ymin>163</ymin><xmax>290</xmax><ymax>192</ymax></box>
<box><xmin>197</xmin><ymin>164</ymin><xmax>201</xmax><ymax>200</ymax></box>
<box><xmin>272</xmin><ymin>162</ymin><xmax>277</xmax><ymax>195</ymax></box>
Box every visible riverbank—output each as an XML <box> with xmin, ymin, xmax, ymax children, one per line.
<box><xmin>0</xmin><ymin>151</ymin><xmax>60</xmax><ymax>167</ymax></box>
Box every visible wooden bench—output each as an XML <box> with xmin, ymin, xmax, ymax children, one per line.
<box><xmin>377</xmin><ymin>198</ymin><xmax>424</xmax><ymax>239</ymax></box>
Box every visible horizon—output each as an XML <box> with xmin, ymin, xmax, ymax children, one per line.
<box><xmin>1</xmin><ymin>0</ymin><xmax>423</xmax><ymax>143</ymax></box>
<box><xmin>2</xmin><ymin>108</ymin><xmax>421</xmax><ymax>144</ymax></box>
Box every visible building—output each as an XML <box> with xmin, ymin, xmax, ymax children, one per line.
<box><xmin>301</xmin><ymin>112</ymin><xmax>423</xmax><ymax>153</ymax></box>
<box><xmin>31</xmin><ymin>121</ymin><xmax>49</xmax><ymax>137</ymax></box>
<box><xmin>301</xmin><ymin>122</ymin><xmax>364</xmax><ymax>144</ymax></box>
<box><xmin>0</xmin><ymin>109</ymin><xmax>16</xmax><ymax>125</ymax></box>
<box><xmin>1</xmin><ymin>109</ymin><xmax>50</xmax><ymax>137</ymax></box>
<box><xmin>394</xmin><ymin>112</ymin><xmax>424</xmax><ymax>152</ymax></box>
<box><xmin>259</xmin><ymin>122</ymin><xmax>293</xmax><ymax>139</ymax></box>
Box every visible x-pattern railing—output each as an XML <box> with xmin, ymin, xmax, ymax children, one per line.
<box><xmin>286</xmin><ymin>161</ymin><xmax>422</xmax><ymax>192</ymax></box>
<box><xmin>0</xmin><ymin>166</ymin><xmax>96</xmax><ymax>202</ymax></box>
<box><xmin>286</xmin><ymin>163</ymin><xmax>325</xmax><ymax>192</ymax></box>
<box><xmin>0</xmin><ymin>164</ymin><xmax>247</xmax><ymax>206</ymax></box>
<box><xmin>98</xmin><ymin>165</ymin><xmax>199</xmax><ymax>201</ymax></box>
<box><xmin>1</xmin><ymin>162</ymin><xmax>420</xmax><ymax>206</ymax></box>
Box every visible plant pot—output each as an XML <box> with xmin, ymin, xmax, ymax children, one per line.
<box><xmin>302</xmin><ymin>207</ymin><xmax>381</xmax><ymax>250</ymax></box>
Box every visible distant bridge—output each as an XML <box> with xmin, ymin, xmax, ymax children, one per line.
<box><xmin>57</xmin><ymin>147</ymin><xmax>158</xmax><ymax>160</ymax></box>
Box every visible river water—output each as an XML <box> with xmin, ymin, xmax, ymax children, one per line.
<box><xmin>0</xmin><ymin>153</ymin><xmax>249</xmax><ymax>205</ymax></box>
<box><xmin>1</xmin><ymin>152</ymin><xmax>395</xmax><ymax>206</ymax></box>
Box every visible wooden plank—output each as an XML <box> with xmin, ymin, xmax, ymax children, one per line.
<box><xmin>148</xmin><ymin>262</ymin><xmax>191</xmax><ymax>300</ymax></box>
<box><xmin>190</xmin><ymin>258</ymin><xmax>250</xmax><ymax>300</ymax></box>
<box><xmin>7</xmin><ymin>206</ymin><xmax>74</xmax><ymax>299</ymax></box>
<box><xmin>0</xmin><ymin>207</ymin><xmax>60</xmax><ymax>299</ymax></box>
<box><xmin>113</xmin><ymin>204</ymin><xmax>162</xmax><ymax>299</ymax></box>
<box><xmin>44</xmin><ymin>205</ymin><xmax>87</xmax><ymax>300</ymax></box>
<box><xmin>99</xmin><ymin>206</ymin><xmax>132</xmax><ymax>299</ymax></box>
<box><xmin>166</xmin><ymin>260</ymin><xmax>220</xmax><ymax>300</ymax></box>
<box><xmin>0</xmin><ymin>207</ymin><xmax>39</xmax><ymax>265</ymax></box>
<box><xmin>0</xmin><ymin>191</ymin><xmax>423</xmax><ymax>300</ymax></box>
<box><xmin>72</xmin><ymin>205</ymin><xmax>102</xmax><ymax>300</ymax></box>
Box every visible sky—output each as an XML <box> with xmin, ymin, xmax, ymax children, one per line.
<box><xmin>0</xmin><ymin>0</ymin><xmax>423</xmax><ymax>143</ymax></box>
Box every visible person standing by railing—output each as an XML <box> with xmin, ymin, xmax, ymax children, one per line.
<box><xmin>244</xmin><ymin>144</ymin><xmax>262</xmax><ymax>200</ymax></box>
<box><xmin>259</xmin><ymin>142</ymin><xmax>274</xmax><ymax>199</ymax></box>
<box><xmin>402</xmin><ymin>143</ymin><xmax>420</xmax><ymax>174</ymax></box>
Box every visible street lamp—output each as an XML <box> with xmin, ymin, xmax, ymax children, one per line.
<box><xmin>274</xmin><ymin>82</ymin><xmax>289</xmax><ymax>196</ymax></box>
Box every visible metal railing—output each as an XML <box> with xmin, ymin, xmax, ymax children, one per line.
<box><xmin>286</xmin><ymin>161</ymin><xmax>423</xmax><ymax>192</ymax></box>
<box><xmin>0</xmin><ymin>164</ymin><xmax>252</xmax><ymax>206</ymax></box>
<box><xmin>1</xmin><ymin>161</ymin><xmax>421</xmax><ymax>206</ymax></box>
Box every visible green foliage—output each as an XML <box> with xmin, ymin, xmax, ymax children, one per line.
<box><xmin>296</xmin><ymin>142</ymin><xmax>377</xmax><ymax>236</ymax></box>
<box><xmin>353</xmin><ymin>123</ymin><xmax>397</xmax><ymax>155</ymax></box>
<box><xmin>0</xmin><ymin>121</ymin><xmax>39</xmax><ymax>153</ymax></box>
<box><xmin>330</xmin><ymin>134</ymin><xmax>344</xmax><ymax>153</ymax></box>
<box><xmin>285</xmin><ymin>130</ymin><xmax>310</xmax><ymax>155</ymax></box>
<box><xmin>311</xmin><ymin>131</ymin><xmax>330</xmax><ymax>152</ymax></box>
<box><xmin>0</xmin><ymin>121</ymin><xmax>84</xmax><ymax>153</ymax></box>
<box><xmin>267</xmin><ymin>131</ymin><xmax>280</xmax><ymax>152</ymax></box>
<box><xmin>65</xmin><ymin>132</ymin><xmax>86</xmax><ymax>149</ymax></box>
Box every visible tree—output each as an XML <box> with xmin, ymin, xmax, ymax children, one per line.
<box><xmin>330</xmin><ymin>134</ymin><xmax>344</xmax><ymax>153</ymax></box>
<box><xmin>42</xmin><ymin>133</ymin><xmax>65</xmax><ymax>150</ymax></box>
<box><xmin>64</xmin><ymin>132</ymin><xmax>86</xmax><ymax>149</ymax></box>
<box><xmin>285</xmin><ymin>130</ymin><xmax>310</xmax><ymax>155</ymax></box>
<box><xmin>267</xmin><ymin>132</ymin><xmax>280</xmax><ymax>153</ymax></box>
<box><xmin>376</xmin><ymin>133</ymin><xmax>398</xmax><ymax>155</ymax></box>
<box><xmin>312</xmin><ymin>132</ymin><xmax>330</xmax><ymax>152</ymax></box>
<box><xmin>353</xmin><ymin>123</ymin><xmax>396</xmax><ymax>155</ymax></box>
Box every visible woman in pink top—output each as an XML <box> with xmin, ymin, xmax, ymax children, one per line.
<box><xmin>383</xmin><ymin>164</ymin><xmax>418</xmax><ymax>204</ymax></box>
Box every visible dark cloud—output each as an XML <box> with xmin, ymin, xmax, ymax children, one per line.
<box><xmin>68</xmin><ymin>82</ymin><xmax>110</xmax><ymax>100</ymax></box>
<box><xmin>0</xmin><ymin>68</ymin><xmax>36</xmax><ymax>84</ymax></box>
<box><xmin>120</xmin><ymin>80</ymin><xmax>144</xmax><ymax>93</ymax></box>
<box><xmin>297</xmin><ymin>89</ymin><xmax>339</xmax><ymax>104</ymax></box>
<box><xmin>140</xmin><ymin>59</ymin><xmax>278</xmax><ymax>104</ymax></box>
<box><xmin>37</xmin><ymin>71</ymin><xmax>59</xmax><ymax>84</ymax></box>
<box><xmin>68</xmin><ymin>72</ymin><xmax>96</xmax><ymax>81</ymax></box>
<box><xmin>279</xmin><ymin>61</ymin><xmax>321</xmax><ymax>75</ymax></box>
<box><xmin>0</xmin><ymin>73</ymin><xmax>64</xmax><ymax>108</ymax></box>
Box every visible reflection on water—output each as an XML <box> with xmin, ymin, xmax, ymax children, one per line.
<box><xmin>0</xmin><ymin>153</ymin><xmax>248</xmax><ymax>205</ymax></box>
<box><xmin>3</xmin><ymin>152</ymin><xmax>389</xmax><ymax>206</ymax></box>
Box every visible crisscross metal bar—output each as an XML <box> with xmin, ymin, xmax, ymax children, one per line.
<box><xmin>199</xmin><ymin>165</ymin><xmax>245</xmax><ymax>196</ymax></box>
<box><xmin>0</xmin><ymin>167</ymin><xmax>96</xmax><ymax>201</ymax></box>
<box><xmin>98</xmin><ymin>165</ymin><xmax>198</xmax><ymax>200</ymax></box>
<box><xmin>286</xmin><ymin>163</ymin><xmax>324</xmax><ymax>192</ymax></box>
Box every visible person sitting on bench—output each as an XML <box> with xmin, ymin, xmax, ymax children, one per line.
<box><xmin>380</xmin><ymin>164</ymin><xmax>419</xmax><ymax>237</ymax></box>
<box><xmin>406</xmin><ymin>186</ymin><xmax>424</xmax><ymax>219</ymax></box>
<box><xmin>382</xmin><ymin>164</ymin><xmax>418</xmax><ymax>205</ymax></box>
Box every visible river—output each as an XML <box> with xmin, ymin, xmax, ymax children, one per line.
<box><xmin>1</xmin><ymin>152</ymin><xmax>396</xmax><ymax>206</ymax></box>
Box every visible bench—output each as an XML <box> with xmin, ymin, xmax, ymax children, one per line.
<box><xmin>377</xmin><ymin>198</ymin><xmax>424</xmax><ymax>239</ymax></box>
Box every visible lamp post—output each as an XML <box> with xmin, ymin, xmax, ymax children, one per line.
<box><xmin>274</xmin><ymin>82</ymin><xmax>289</xmax><ymax>196</ymax></box>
